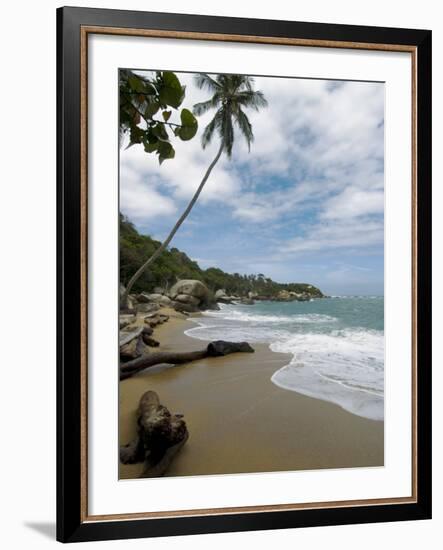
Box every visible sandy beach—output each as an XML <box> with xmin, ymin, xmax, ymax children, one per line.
<box><xmin>119</xmin><ymin>309</ymin><xmax>384</xmax><ymax>479</ymax></box>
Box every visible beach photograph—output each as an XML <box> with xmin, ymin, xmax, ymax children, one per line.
<box><xmin>118</xmin><ymin>69</ymin><xmax>384</xmax><ymax>479</ymax></box>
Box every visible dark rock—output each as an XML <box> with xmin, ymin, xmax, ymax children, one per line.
<box><xmin>142</xmin><ymin>335</ymin><xmax>160</xmax><ymax>347</ymax></box>
<box><xmin>172</xmin><ymin>301</ymin><xmax>199</xmax><ymax>313</ymax></box>
<box><xmin>169</xmin><ymin>279</ymin><xmax>219</xmax><ymax>311</ymax></box>
<box><xmin>169</xmin><ymin>279</ymin><xmax>210</xmax><ymax>300</ymax></box>
<box><xmin>120</xmin><ymin>336</ymin><xmax>145</xmax><ymax>361</ymax></box>
<box><xmin>120</xmin><ymin>313</ymin><xmax>136</xmax><ymax>329</ymax></box>
<box><xmin>200</xmin><ymin>300</ymin><xmax>220</xmax><ymax>311</ymax></box>
<box><xmin>206</xmin><ymin>340</ymin><xmax>255</xmax><ymax>357</ymax></box>
<box><xmin>145</xmin><ymin>313</ymin><xmax>169</xmax><ymax>327</ymax></box>
<box><xmin>138</xmin><ymin>293</ymin><xmax>172</xmax><ymax>306</ymax></box>
<box><xmin>119</xmin><ymin>326</ymin><xmax>144</xmax><ymax>347</ymax></box>
<box><xmin>137</xmin><ymin>303</ymin><xmax>160</xmax><ymax>314</ymax></box>
<box><xmin>137</xmin><ymin>293</ymin><xmax>153</xmax><ymax>303</ymax></box>
<box><xmin>175</xmin><ymin>293</ymin><xmax>200</xmax><ymax>306</ymax></box>
<box><xmin>141</xmin><ymin>325</ymin><xmax>153</xmax><ymax>336</ymax></box>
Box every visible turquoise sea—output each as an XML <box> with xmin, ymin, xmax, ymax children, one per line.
<box><xmin>185</xmin><ymin>296</ymin><xmax>384</xmax><ymax>421</ymax></box>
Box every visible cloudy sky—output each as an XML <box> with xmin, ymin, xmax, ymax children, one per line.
<box><xmin>120</xmin><ymin>71</ymin><xmax>384</xmax><ymax>296</ymax></box>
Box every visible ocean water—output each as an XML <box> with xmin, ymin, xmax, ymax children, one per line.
<box><xmin>184</xmin><ymin>297</ymin><xmax>384</xmax><ymax>421</ymax></box>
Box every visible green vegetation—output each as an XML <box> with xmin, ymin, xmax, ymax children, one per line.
<box><xmin>193</xmin><ymin>73</ymin><xmax>267</xmax><ymax>157</ymax></box>
<box><xmin>121</xmin><ymin>73</ymin><xmax>268</xmax><ymax>306</ymax></box>
<box><xmin>120</xmin><ymin>215</ymin><xmax>323</xmax><ymax>299</ymax></box>
<box><xmin>119</xmin><ymin>69</ymin><xmax>198</xmax><ymax>164</ymax></box>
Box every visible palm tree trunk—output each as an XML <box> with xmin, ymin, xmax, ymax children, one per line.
<box><xmin>121</xmin><ymin>140</ymin><xmax>225</xmax><ymax>307</ymax></box>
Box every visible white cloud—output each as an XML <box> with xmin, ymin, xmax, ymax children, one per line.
<box><xmin>321</xmin><ymin>187</ymin><xmax>384</xmax><ymax>220</ymax></box>
<box><xmin>120</xmin><ymin>71</ymin><xmax>384</xmax><ymax>261</ymax></box>
<box><xmin>119</xmin><ymin>165</ymin><xmax>177</xmax><ymax>222</ymax></box>
<box><xmin>282</xmin><ymin>218</ymin><xmax>383</xmax><ymax>255</ymax></box>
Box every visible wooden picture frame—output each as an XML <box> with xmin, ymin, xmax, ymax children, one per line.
<box><xmin>57</xmin><ymin>6</ymin><xmax>432</xmax><ymax>542</ymax></box>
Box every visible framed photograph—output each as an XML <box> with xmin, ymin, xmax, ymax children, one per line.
<box><xmin>57</xmin><ymin>6</ymin><xmax>432</xmax><ymax>543</ymax></box>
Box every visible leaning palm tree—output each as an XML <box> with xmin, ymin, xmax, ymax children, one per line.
<box><xmin>121</xmin><ymin>74</ymin><xmax>267</xmax><ymax>306</ymax></box>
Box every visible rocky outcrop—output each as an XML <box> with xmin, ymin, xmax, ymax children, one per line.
<box><xmin>127</xmin><ymin>279</ymin><xmax>219</xmax><ymax>314</ymax></box>
<box><xmin>276</xmin><ymin>290</ymin><xmax>311</xmax><ymax>302</ymax></box>
<box><xmin>119</xmin><ymin>284</ymin><xmax>139</xmax><ymax>311</ymax></box>
<box><xmin>119</xmin><ymin>326</ymin><xmax>146</xmax><ymax>361</ymax></box>
<box><xmin>238</xmin><ymin>297</ymin><xmax>255</xmax><ymax>305</ymax></box>
<box><xmin>170</xmin><ymin>279</ymin><xmax>207</xmax><ymax>299</ymax></box>
<box><xmin>119</xmin><ymin>324</ymin><xmax>161</xmax><ymax>362</ymax></box>
<box><xmin>138</xmin><ymin>293</ymin><xmax>172</xmax><ymax>306</ymax></box>
<box><xmin>253</xmin><ymin>291</ymin><xmax>314</xmax><ymax>303</ymax></box>
<box><xmin>206</xmin><ymin>340</ymin><xmax>254</xmax><ymax>356</ymax></box>
<box><xmin>171</xmin><ymin>300</ymin><xmax>199</xmax><ymax>313</ymax></box>
<box><xmin>119</xmin><ymin>313</ymin><xmax>136</xmax><ymax>329</ymax></box>
<box><xmin>214</xmin><ymin>289</ymin><xmax>236</xmax><ymax>304</ymax></box>
<box><xmin>144</xmin><ymin>312</ymin><xmax>169</xmax><ymax>328</ymax></box>
<box><xmin>136</xmin><ymin>302</ymin><xmax>160</xmax><ymax>314</ymax></box>
<box><xmin>169</xmin><ymin>279</ymin><xmax>218</xmax><ymax>311</ymax></box>
<box><xmin>174</xmin><ymin>294</ymin><xmax>200</xmax><ymax>306</ymax></box>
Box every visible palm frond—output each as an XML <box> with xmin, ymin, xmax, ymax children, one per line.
<box><xmin>235</xmin><ymin>90</ymin><xmax>268</xmax><ymax>111</ymax></box>
<box><xmin>193</xmin><ymin>94</ymin><xmax>221</xmax><ymax>116</ymax></box>
<box><xmin>195</xmin><ymin>73</ymin><xmax>267</xmax><ymax>158</ymax></box>
<box><xmin>221</xmin><ymin>108</ymin><xmax>234</xmax><ymax>158</ymax></box>
<box><xmin>194</xmin><ymin>74</ymin><xmax>221</xmax><ymax>92</ymax></box>
<box><xmin>201</xmin><ymin>109</ymin><xmax>223</xmax><ymax>149</ymax></box>
<box><xmin>243</xmin><ymin>76</ymin><xmax>255</xmax><ymax>91</ymax></box>
<box><xmin>235</xmin><ymin>108</ymin><xmax>254</xmax><ymax>151</ymax></box>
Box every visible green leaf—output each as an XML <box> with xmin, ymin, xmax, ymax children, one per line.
<box><xmin>143</xmin><ymin>140</ymin><xmax>159</xmax><ymax>153</ymax></box>
<box><xmin>128</xmin><ymin>75</ymin><xmax>145</xmax><ymax>93</ymax></box>
<box><xmin>178</xmin><ymin>108</ymin><xmax>198</xmax><ymax>141</ymax></box>
<box><xmin>162</xmin><ymin>110</ymin><xmax>172</xmax><ymax>122</ymax></box>
<box><xmin>162</xmin><ymin>71</ymin><xmax>182</xmax><ymax>92</ymax></box>
<box><xmin>157</xmin><ymin>141</ymin><xmax>175</xmax><ymax>164</ymax></box>
<box><xmin>142</xmin><ymin>82</ymin><xmax>156</xmax><ymax>95</ymax></box>
<box><xmin>145</xmin><ymin>101</ymin><xmax>160</xmax><ymax>118</ymax></box>
<box><xmin>129</xmin><ymin>125</ymin><xmax>144</xmax><ymax>145</ymax></box>
<box><xmin>152</xmin><ymin>123</ymin><xmax>169</xmax><ymax>142</ymax></box>
<box><xmin>158</xmin><ymin>72</ymin><xmax>185</xmax><ymax>108</ymax></box>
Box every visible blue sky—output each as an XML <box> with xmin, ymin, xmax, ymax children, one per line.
<box><xmin>120</xmin><ymin>72</ymin><xmax>384</xmax><ymax>296</ymax></box>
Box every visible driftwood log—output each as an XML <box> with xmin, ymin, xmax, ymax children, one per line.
<box><xmin>120</xmin><ymin>390</ymin><xmax>189</xmax><ymax>477</ymax></box>
<box><xmin>120</xmin><ymin>340</ymin><xmax>254</xmax><ymax>380</ymax></box>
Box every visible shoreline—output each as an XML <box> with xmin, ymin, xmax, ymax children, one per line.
<box><xmin>119</xmin><ymin>308</ymin><xmax>384</xmax><ymax>479</ymax></box>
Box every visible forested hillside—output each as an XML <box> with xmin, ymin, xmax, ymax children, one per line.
<box><xmin>120</xmin><ymin>215</ymin><xmax>324</xmax><ymax>298</ymax></box>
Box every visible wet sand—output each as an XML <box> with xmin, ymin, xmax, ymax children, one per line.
<box><xmin>119</xmin><ymin>310</ymin><xmax>384</xmax><ymax>479</ymax></box>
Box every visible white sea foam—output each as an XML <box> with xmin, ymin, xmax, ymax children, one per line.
<box><xmin>204</xmin><ymin>308</ymin><xmax>337</xmax><ymax>325</ymax></box>
<box><xmin>270</xmin><ymin>329</ymin><xmax>384</xmax><ymax>420</ymax></box>
<box><xmin>184</xmin><ymin>300</ymin><xmax>384</xmax><ymax>421</ymax></box>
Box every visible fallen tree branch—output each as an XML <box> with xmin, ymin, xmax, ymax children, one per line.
<box><xmin>120</xmin><ymin>340</ymin><xmax>254</xmax><ymax>380</ymax></box>
<box><xmin>120</xmin><ymin>390</ymin><xmax>188</xmax><ymax>477</ymax></box>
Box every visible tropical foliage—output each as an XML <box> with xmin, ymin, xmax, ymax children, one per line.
<box><xmin>121</xmin><ymin>73</ymin><xmax>268</xmax><ymax>305</ymax></box>
<box><xmin>119</xmin><ymin>69</ymin><xmax>198</xmax><ymax>164</ymax></box>
<box><xmin>193</xmin><ymin>73</ymin><xmax>268</xmax><ymax>157</ymax></box>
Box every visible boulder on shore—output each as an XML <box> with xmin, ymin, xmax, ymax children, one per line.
<box><xmin>136</xmin><ymin>302</ymin><xmax>160</xmax><ymax>314</ymax></box>
<box><xmin>169</xmin><ymin>279</ymin><xmax>217</xmax><ymax>311</ymax></box>
<box><xmin>215</xmin><ymin>289</ymin><xmax>235</xmax><ymax>304</ymax></box>
<box><xmin>175</xmin><ymin>294</ymin><xmax>200</xmax><ymax>306</ymax></box>
<box><xmin>138</xmin><ymin>293</ymin><xmax>172</xmax><ymax>306</ymax></box>
<box><xmin>171</xmin><ymin>300</ymin><xmax>199</xmax><ymax>313</ymax></box>
<box><xmin>120</xmin><ymin>313</ymin><xmax>136</xmax><ymax>329</ymax></box>
<box><xmin>169</xmin><ymin>279</ymin><xmax>209</xmax><ymax>300</ymax></box>
<box><xmin>239</xmin><ymin>297</ymin><xmax>255</xmax><ymax>305</ymax></box>
<box><xmin>206</xmin><ymin>340</ymin><xmax>254</xmax><ymax>356</ymax></box>
<box><xmin>119</xmin><ymin>326</ymin><xmax>146</xmax><ymax>361</ymax></box>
